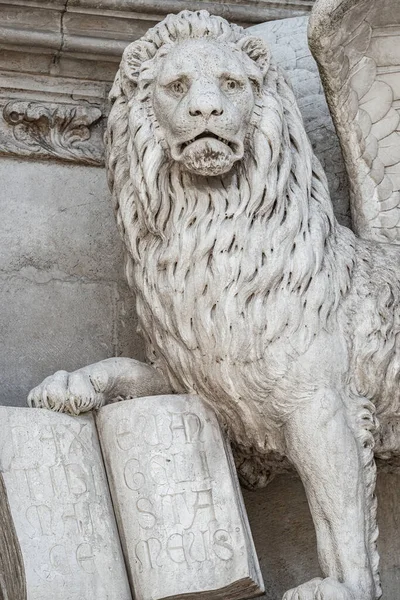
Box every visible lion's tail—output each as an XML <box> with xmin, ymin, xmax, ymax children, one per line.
<box><xmin>352</xmin><ymin>397</ymin><xmax>381</xmax><ymax>599</ymax></box>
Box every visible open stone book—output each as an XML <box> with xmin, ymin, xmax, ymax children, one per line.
<box><xmin>0</xmin><ymin>395</ymin><xmax>264</xmax><ymax>600</ymax></box>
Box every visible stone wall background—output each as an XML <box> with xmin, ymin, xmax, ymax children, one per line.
<box><xmin>0</xmin><ymin>158</ymin><xmax>144</xmax><ymax>407</ymax></box>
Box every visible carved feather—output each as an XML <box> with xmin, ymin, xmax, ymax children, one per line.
<box><xmin>309</xmin><ymin>0</ymin><xmax>400</xmax><ymax>243</ymax></box>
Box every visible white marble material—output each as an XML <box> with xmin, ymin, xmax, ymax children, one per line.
<box><xmin>28</xmin><ymin>7</ymin><xmax>400</xmax><ymax>600</ymax></box>
<box><xmin>96</xmin><ymin>394</ymin><xmax>264</xmax><ymax>600</ymax></box>
<box><xmin>0</xmin><ymin>407</ymin><xmax>132</xmax><ymax>600</ymax></box>
<box><xmin>0</xmin><ymin>0</ymin><xmax>313</xmax><ymax>80</ymax></box>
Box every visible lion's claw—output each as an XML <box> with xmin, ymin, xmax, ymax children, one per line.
<box><xmin>283</xmin><ymin>578</ymin><xmax>356</xmax><ymax>600</ymax></box>
<box><xmin>28</xmin><ymin>368</ymin><xmax>106</xmax><ymax>415</ymax></box>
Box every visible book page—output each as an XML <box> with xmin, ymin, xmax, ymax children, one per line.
<box><xmin>96</xmin><ymin>395</ymin><xmax>264</xmax><ymax>600</ymax></box>
<box><xmin>0</xmin><ymin>407</ymin><xmax>132</xmax><ymax>600</ymax></box>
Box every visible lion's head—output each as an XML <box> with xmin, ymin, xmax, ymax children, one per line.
<box><xmin>150</xmin><ymin>36</ymin><xmax>267</xmax><ymax>176</ymax></box>
<box><xmin>108</xmin><ymin>10</ymin><xmax>270</xmax><ymax>179</ymax></box>
<box><xmin>105</xmin><ymin>10</ymin><xmax>324</xmax><ymax>238</ymax></box>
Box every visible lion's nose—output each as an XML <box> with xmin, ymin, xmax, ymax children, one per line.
<box><xmin>188</xmin><ymin>93</ymin><xmax>224</xmax><ymax>119</ymax></box>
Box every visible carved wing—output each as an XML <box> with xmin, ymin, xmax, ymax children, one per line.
<box><xmin>309</xmin><ymin>0</ymin><xmax>400</xmax><ymax>243</ymax></box>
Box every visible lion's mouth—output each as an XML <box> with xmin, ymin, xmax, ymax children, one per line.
<box><xmin>172</xmin><ymin>130</ymin><xmax>244</xmax><ymax>176</ymax></box>
<box><xmin>180</xmin><ymin>131</ymin><xmax>237</xmax><ymax>153</ymax></box>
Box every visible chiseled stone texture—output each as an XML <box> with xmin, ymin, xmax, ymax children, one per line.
<box><xmin>0</xmin><ymin>15</ymin><xmax>352</xmax><ymax>413</ymax></box>
<box><xmin>0</xmin><ymin>157</ymin><xmax>144</xmax><ymax>407</ymax></box>
<box><xmin>248</xmin><ymin>16</ymin><xmax>351</xmax><ymax>228</ymax></box>
<box><xmin>0</xmin><ymin>406</ymin><xmax>132</xmax><ymax>600</ymax></box>
<box><xmin>27</xmin><ymin>9</ymin><xmax>400</xmax><ymax>599</ymax></box>
<box><xmin>243</xmin><ymin>472</ymin><xmax>400</xmax><ymax>600</ymax></box>
<box><xmin>96</xmin><ymin>395</ymin><xmax>264</xmax><ymax>600</ymax></box>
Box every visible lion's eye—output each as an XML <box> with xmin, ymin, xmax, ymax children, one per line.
<box><xmin>223</xmin><ymin>78</ymin><xmax>242</xmax><ymax>93</ymax></box>
<box><xmin>168</xmin><ymin>80</ymin><xmax>188</xmax><ymax>96</ymax></box>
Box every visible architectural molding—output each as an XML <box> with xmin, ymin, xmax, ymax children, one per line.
<box><xmin>0</xmin><ymin>71</ymin><xmax>107</xmax><ymax>165</ymax></box>
<box><xmin>2</xmin><ymin>100</ymin><xmax>103</xmax><ymax>165</ymax></box>
<box><xmin>0</xmin><ymin>0</ymin><xmax>314</xmax><ymax>82</ymax></box>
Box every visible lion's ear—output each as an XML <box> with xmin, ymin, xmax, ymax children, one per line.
<box><xmin>108</xmin><ymin>67</ymin><xmax>138</xmax><ymax>103</ymax></box>
<box><xmin>237</xmin><ymin>36</ymin><xmax>270</xmax><ymax>75</ymax></box>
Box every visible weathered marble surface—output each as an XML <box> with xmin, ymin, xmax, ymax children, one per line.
<box><xmin>1</xmin><ymin>14</ymin><xmax>354</xmax><ymax>410</ymax></box>
<box><xmin>0</xmin><ymin>159</ymin><xmax>143</xmax><ymax>408</ymax></box>
<box><xmin>0</xmin><ymin>1</ymin><xmax>313</xmax><ymax>166</ymax></box>
<box><xmin>0</xmin><ymin>0</ymin><xmax>314</xmax><ymax>80</ymax></box>
<box><xmin>0</xmin><ymin>407</ymin><xmax>132</xmax><ymax>600</ymax></box>
<box><xmin>96</xmin><ymin>395</ymin><xmax>264</xmax><ymax>600</ymax></box>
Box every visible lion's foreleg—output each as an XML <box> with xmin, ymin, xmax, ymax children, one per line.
<box><xmin>28</xmin><ymin>358</ymin><xmax>172</xmax><ymax>414</ymax></box>
<box><xmin>283</xmin><ymin>389</ymin><xmax>378</xmax><ymax>600</ymax></box>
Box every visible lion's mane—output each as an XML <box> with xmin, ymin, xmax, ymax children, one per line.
<box><xmin>105</xmin><ymin>11</ymin><xmax>380</xmax><ymax>594</ymax></box>
<box><xmin>106</xmin><ymin>9</ymin><xmax>355</xmax><ymax>419</ymax></box>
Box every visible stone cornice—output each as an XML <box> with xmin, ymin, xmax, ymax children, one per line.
<box><xmin>0</xmin><ymin>0</ymin><xmax>314</xmax><ymax>82</ymax></box>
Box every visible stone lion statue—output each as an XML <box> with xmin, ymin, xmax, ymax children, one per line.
<box><xmin>28</xmin><ymin>4</ymin><xmax>400</xmax><ymax>599</ymax></box>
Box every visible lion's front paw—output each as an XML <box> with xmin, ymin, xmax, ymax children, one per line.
<box><xmin>27</xmin><ymin>368</ymin><xmax>106</xmax><ymax>415</ymax></box>
<box><xmin>283</xmin><ymin>578</ymin><xmax>356</xmax><ymax>600</ymax></box>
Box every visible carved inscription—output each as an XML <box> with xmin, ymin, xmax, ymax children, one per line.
<box><xmin>0</xmin><ymin>408</ymin><xmax>132</xmax><ymax>600</ymax></box>
<box><xmin>96</xmin><ymin>395</ymin><xmax>259</xmax><ymax>600</ymax></box>
<box><xmin>116</xmin><ymin>408</ymin><xmax>233</xmax><ymax>569</ymax></box>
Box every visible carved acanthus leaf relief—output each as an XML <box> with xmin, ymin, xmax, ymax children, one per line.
<box><xmin>2</xmin><ymin>101</ymin><xmax>104</xmax><ymax>165</ymax></box>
